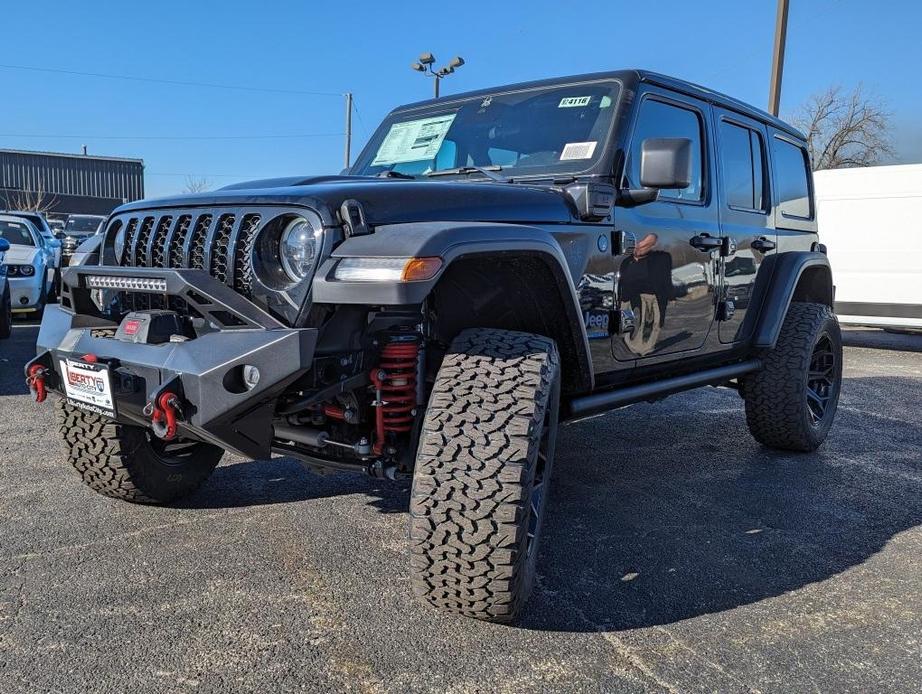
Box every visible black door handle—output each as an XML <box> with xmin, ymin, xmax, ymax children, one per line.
<box><xmin>689</xmin><ymin>233</ymin><xmax>724</xmax><ymax>251</ymax></box>
<box><xmin>751</xmin><ymin>237</ymin><xmax>776</xmax><ymax>253</ymax></box>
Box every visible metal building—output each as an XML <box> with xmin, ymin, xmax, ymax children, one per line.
<box><xmin>0</xmin><ymin>148</ymin><xmax>144</xmax><ymax>216</ymax></box>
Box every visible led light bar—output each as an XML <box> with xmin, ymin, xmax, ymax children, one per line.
<box><xmin>85</xmin><ymin>275</ymin><xmax>168</xmax><ymax>292</ymax></box>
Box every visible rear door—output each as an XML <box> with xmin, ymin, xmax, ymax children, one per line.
<box><xmin>611</xmin><ymin>89</ymin><xmax>720</xmax><ymax>362</ymax></box>
<box><xmin>713</xmin><ymin>109</ymin><xmax>776</xmax><ymax>343</ymax></box>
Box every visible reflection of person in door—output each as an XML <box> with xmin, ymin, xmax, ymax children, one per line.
<box><xmin>618</xmin><ymin>233</ymin><xmax>673</xmax><ymax>356</ymax></box>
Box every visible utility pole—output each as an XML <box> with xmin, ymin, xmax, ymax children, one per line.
<box><xmin>344</xmin><ymin>92</ymin><xmax>353</xmax><ymax>169</ymax></box>
<box><xmin>768</xmin><ymin>0</ymin><xmax>790</xmax><ymax>116</ymax></box>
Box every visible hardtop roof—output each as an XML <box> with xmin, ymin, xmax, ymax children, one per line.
<box><xmin>392</xmin><ymin>69</ymin><xmax>805</xmax><ymax>141</ymax></box>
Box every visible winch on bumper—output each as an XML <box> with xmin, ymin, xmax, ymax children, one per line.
<box><xmin>26</xmin><ymin>265</ymin><xmax>318</xmax><ymax>460</ymax></box>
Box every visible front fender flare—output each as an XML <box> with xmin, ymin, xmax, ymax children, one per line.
<box><xmin>311</xmin><ymin>221</ymin><xmax>593</xmax><ymax>391</ymax></box>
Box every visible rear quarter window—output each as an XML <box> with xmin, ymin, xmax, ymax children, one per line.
<box><xmin>773</xmin><ymin>138</ymin><xmax>812</xmax><ymax>219</ymax></box>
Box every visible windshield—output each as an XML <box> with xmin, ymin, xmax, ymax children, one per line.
<box><xmin>351</xmin><ymin>79</ymin><xmax>620</xmax><ymax>179</ymax></box>
<box><xmin>0</xmin><ymin>220</ymin><xmax>36</xmax><ymax>246</ymax></box>
<box><xmin>65</xmin><ymin>216</ymin><xmax>104</xmax><ymax>233</ymax></box>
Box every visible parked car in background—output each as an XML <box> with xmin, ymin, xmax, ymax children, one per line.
<box><xmin>3</xmin><ymin>210</ymin><xmax>62</xmax><ymax>299</ymax></box>
<box><xmin>0</xmin><ymin>237</ymin><xmax>11</xmax><ymax>338</ymax></box>
<box><xmin>60</xmin><ymin>214</ymin><xmax>106</xmax><ymax>265</ymax></box>
<box><xmin>3</xmin><ymin>211</ymin><xmax>62</xmax><ymax>269</ymax></box>
<box><xmin>815</xmin><ymin>164</ymin><xmax>922</xmax><ymax>331</ymax></box>
<box><xmin>49</xmin><ymin>218</ymin><xmax>66</xmax><ymax>236</ymax></box>
<box><xmin>0</xmin><ymin>214</ymin><xmax>56</xmax><ymax>315</ymax></box>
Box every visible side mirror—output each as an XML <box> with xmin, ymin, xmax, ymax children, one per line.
<box><xmin>0</xmin><ymin>238</ymin><xmax>9</xmax><ymax>253</ymax></box>
<box><xmin>617</xmin><ymin>137</ymin><xmax>693</xmax><ymax>208</ymax></box>
<box><xmin>640</xmin><ymin>137</ymin><xmax>692</xmax><ymax>189</ymax></box>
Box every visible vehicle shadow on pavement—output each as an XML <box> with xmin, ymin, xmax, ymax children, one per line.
<box><xmin>0</xmin><ymin>324</ymin><xmax>37</xmax><ymax>397</ymax></box>
<box><xmin>176</xmin><ymin>456</ymin><xmax>411</xmax><ymax>514</ymax></box>
<box><xmin>0</xmin><ymin>317</ymin><xmax>38</xmax><ymax>397</ymax></box>
<box><xmin>519</xmin><ymin>377</ymin><xmax>922</xmax><ymax>632</ymax></box>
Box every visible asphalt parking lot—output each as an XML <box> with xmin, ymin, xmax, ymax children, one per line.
<box><xmin>1</xmin><ymin>319</ymin><xmax>920</xmax><ymax>693</ymax></box>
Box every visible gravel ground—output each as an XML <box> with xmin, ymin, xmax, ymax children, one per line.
<box><xmin>1</xmin><ymin>321</ymin><xmax>920</xmax><ymax>693</ymax></box>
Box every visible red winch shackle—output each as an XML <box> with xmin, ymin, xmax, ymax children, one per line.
<box><xmin>148</xmin><ymin>391</ymin><xmax>181</xmax><ymax>441</ymax></box>
<box><xmin>26</xmin><ymin>364</ymin><xmax>48</xmax><ymax>403</ymax></box>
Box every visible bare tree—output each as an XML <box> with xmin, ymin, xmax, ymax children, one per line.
<box><xmin>182</xmin><ymin>175</ymin><xmax>211</xmax><ymax>194</ymax></box>
<box><xmin>8</xmin><ymin>179</ymin><xmax>58</xmax><ymax>213</ymax></box>
<box><xmin>791</xmin><ymin>85</ymin><xmax>894</xmax><ymax>170</ymax></box>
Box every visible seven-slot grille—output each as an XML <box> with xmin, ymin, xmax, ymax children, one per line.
<box><xmin>113</xmin><ymin>209</ymin><xmax>265</xmax><ymax>297</ymax></box>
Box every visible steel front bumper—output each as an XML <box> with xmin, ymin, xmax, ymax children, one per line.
<box><xmin>28</xmin><ymin>266</ymin><xmax>318</xmax><ymax>459</ymax></box>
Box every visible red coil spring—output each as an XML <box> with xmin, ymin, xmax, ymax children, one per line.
<box><xmin>370</xmin><ymin>340</ymin><xmax>419</xmax><ymax>455</ymax></box>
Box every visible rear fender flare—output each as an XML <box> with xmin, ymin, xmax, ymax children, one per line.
<box><xmin>751</xmin><ymin>251</ymin><xmax>834</xmax><ymax>349</ymax></box>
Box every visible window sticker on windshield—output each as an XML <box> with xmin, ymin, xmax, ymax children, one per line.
<box><xmin>371</xmin><ymin>114</ymin><xmax>457</xmax><ymax>166</ymax></box>
<box><xmin>560</xmin><ymin>141</ymin><xmax>598</xmax><ymax>160</ymax></box>
<box><xmin>559</xmin><ymin>96</ymin><xmax>592</xmax><ymax>108</ymax></box>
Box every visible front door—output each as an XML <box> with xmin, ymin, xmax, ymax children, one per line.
<box><xmin>713</xmin><ymin>108</ymin><xmax>776</xmax><ymax>343</ymax></box>
<box><xmin>612</xmin><ymin>90</ymin><xmax>720</xmax><ymax>363</ymax></box>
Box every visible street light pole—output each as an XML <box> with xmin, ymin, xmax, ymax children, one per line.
<box><xmin>411</xmin><ymin>53</ymin><xmax>465</xmax><ymax>99</ymax></box>
<box><xmin>768</xmin><ymin>0</ymin><xmax>790</xmax><ymax>117</ymax></box>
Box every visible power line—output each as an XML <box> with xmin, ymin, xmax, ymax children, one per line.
<box><xmin>0</xmin><ymin>62</ymin><xmax>344</xmax><ymax>97</ymax></box>
<box><xmin>0</xmin><ymin>132</ymin><xmax>342</xmax><ymax>141</ymax></box>
<box><xmin>146</xmin><ymin>172</ymin><xmax>261</xmax><ymax>178</ymax></box>
<box><xmin>351</xmin><ymin>96</ymin><xmax>369</xmax><ymax>137</ymax></box>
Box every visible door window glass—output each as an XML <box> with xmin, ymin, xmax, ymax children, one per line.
<box><xmin>628</xmin><ymin>98</ymin><xmax>705</xmax><ymax>202</ymax></box>
<box><xmin>719</xmin><ymin>121</ymin><xmax>766</xmax><ymax>211</ymax></box>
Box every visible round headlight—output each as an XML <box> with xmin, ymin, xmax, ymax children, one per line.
<box><xmin>20</xmin><ymin>265</ymin><xmax>35</xmax><ymax>277</ymax></box>
<box><xmin>113</xmin><ymin>226</ymin><xmax>126</xmax><ymax>263</ymax></box>
<box><xmin>279</xmin><ymin>218</ymin><xmax>318</xmax><ymax>282</ymax></box>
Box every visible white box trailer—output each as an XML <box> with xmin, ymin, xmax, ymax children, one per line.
<box><xmin>814</xmin><ymin>164</ymin><xmax>922</xmax><ymax>330</ymax></box>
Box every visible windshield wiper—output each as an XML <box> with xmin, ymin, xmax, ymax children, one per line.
<box><xmin>425</xmin><ymin>165</ymin><xmax>505</xmax><ymax>182</ymax></box>
<box><xmin>375</xmin><ymin>170</ymin><xmax>416</xmax><ymax>180</ymax></box>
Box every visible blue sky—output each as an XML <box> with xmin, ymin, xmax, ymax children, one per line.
<box><xmin>3</xmin><ymin>0</ymin><xmax>920</xmax><ymax>198</ymax></box>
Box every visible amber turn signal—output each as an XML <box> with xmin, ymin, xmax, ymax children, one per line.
<box><xmin>401</xmin><ymin>257</ymin><xmax>443</xmax><ymax>281</ymax></box>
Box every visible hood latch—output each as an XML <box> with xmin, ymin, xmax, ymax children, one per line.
<box><xmin>340</xmin><ymin>199</ymin><xmax>371</xmax><ymax>237</ymax></box>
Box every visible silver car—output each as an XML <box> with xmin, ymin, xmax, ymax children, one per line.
<box><xmin>61</xmin><ymin>214</ymin><xmax>106</xmax><ymax>264</ymax></box>
<box><xmin>0</xmin><ymin>214</ymin><xmax>57</xmax><ymax>314</ymax></box>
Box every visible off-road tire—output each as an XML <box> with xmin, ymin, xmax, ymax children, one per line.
<box><xmin>409</xmin><ymin>328</ymin><xmax>560</xmax><ymax>622</ymax></box>
<box><xmin>742</xmin><ymin>302</ymin><xmax>842</xmax><ymax>451</ymax></box>
<box><xmin>57</xmin><ymin>399</ymin><xmax>222</xmax><ymax>504</ymax></box>
<box><xmin>0</xmin><ymin>285</ymin><xmax>11</xmax><ymax>339</ymax></box>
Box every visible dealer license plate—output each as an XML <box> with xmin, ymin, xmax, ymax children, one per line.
<box><xmin>59</xmin><ymin>358</ymin><xmax>116</xmax><ymax>417</ymax></box>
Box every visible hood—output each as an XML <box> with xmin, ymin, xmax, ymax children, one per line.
<box><xmin>3</xmin><ymin>244</ymin><xmax>39</xmax><ymax>265</ymax></box>
<box><xmin>114</xmin><ymin>176</ymin><xmax>577</xmax><ymax>227</ymax></box>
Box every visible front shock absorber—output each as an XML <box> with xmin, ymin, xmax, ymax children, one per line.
<box><xmin>370</xmin><ymin>335</ymin><xmax>420</xmax><ymax>455</ymax></box>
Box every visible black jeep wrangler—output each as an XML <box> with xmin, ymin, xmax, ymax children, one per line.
<box><xmin>29</xmin><ymin>70</ymin><xmax>841</xmax><ymax>623</ymax></box>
